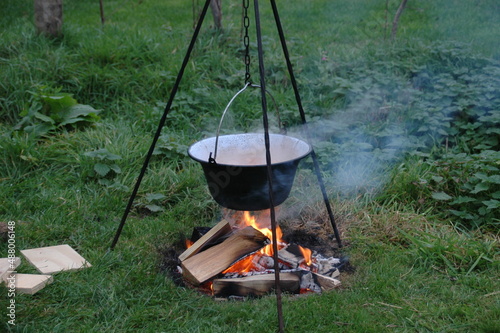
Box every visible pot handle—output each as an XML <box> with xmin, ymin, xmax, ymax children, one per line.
<box><xmin>210</xmin><ymin>82</ymin><xmax>284</xmax><ymax>163</ymax></box>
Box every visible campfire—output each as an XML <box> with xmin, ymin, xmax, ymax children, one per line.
<box><xmin>176</xmin><ymin>209</ymin><xmax>343</xmax><ymax>298</ymax></box>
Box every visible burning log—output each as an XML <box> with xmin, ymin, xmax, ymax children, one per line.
<box><xmin>181</xmin><ymin>226</ymin><xmax>268</xmax><ymax>285</ymax></box>
<box><xmin>212</xmin><ymin>273</ymin><xmax>300</xmax><ymax>297</ymax></box>
<box><xmin>178</xmin><ymin>219</ymin><xmax>231</xmax><ymax>261</ymax></box>
<box><xmin>278</xmin><ymin>244</ymin><xmax>308</xmax><ymax>268</ymax></box>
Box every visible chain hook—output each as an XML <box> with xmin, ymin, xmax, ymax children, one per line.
<box><xmin>243</xmin><ymin>0</ymin><xmax>251</xmax><ymax>84</ymax></box>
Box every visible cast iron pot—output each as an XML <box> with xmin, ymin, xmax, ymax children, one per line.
<box><xmin>188</xmin><ymin>133</ymin><xmax>311</xmax><ymax>211</ymax></box>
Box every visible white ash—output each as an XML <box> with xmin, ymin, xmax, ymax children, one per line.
<box><xmin>258</xmin><ymin>256</ymin><xmax>274</xmax><ymax>269</ymax></box>
<box><xmin>300</xmin><ymin>271</ymin><xmax>322</xmax><ymax>294</ymax></box>
<box><xmin>316</xmin><ymin>254</ymin><xmax>342</xmax><ymax>277</ymax></box>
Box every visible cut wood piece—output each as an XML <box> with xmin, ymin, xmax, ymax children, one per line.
<box><xmin>0</xmin><ymin>257</ymin><xmax>21</xmax><ymax>282</ymax></box>
<box><xmin>277</xmin><ymin>244</ymin><xmax>304</xmax><ymax>268</ymax></box>
<box><xmin>213</xmin><ymin>273</ymin><xmax>300</xmax><ymax>297</ymax></box>
<box><xmin>329</xmin><ymin>268</ymin><xmax>340</xmax><ymax>278</ymax></box>
<box><xmin>181</xmin><ymin>226</ymin><xmax>268</xmax><ymax>285</ymax></box>
<box><xmin>179</xmin><ymin>219</ymin><xmax>231</xmax><ymax>262</ymax></box>
<box><xmin>21</xmin><ymin>244</ymin><xmax>91</xmax><ymax>274</ymax></box>
<box><xmin>313</xmin><ymin>272</ymin><xmax>341</xmax><ymax>292</ymax></box>
<box><xmin>8</xmin><ymin>273</ymin><xmax>53</xmax><ymax>295</ymax></box>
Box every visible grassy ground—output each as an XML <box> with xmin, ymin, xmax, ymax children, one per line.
<box><xmin>1</xmin><ymin>0</ymin><xmax>499</xmax><ymax>332</ymax></box>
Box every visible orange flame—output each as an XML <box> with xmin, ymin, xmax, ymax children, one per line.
<box><xmin>185</xmin><ymin>239</ymin><xmax>194</xmax><ymax>249</ymax></box>
<box><xmin>298</xmin><ymin>245</ymin><xmax>312</xmax><ymax>266</ymax></box>
<box><xmin>241</xmin><ymin>211</ymin><xmax>283</xmax><ymax>256</ymax></box>
<box><xmin>222</xmin><ymin>211</ymin><xmax>284</xmax><ymax>274</ymax></box>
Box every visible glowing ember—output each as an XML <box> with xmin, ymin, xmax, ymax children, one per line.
<box><xmin>222</xmin><ymin>254</ymin><xmax>257</xmax><ymax>274</ymax></box>
<box><xmin>185</xmin><ymin>239</ymin><xmax>194</xmax><ymax>249</ymax></box>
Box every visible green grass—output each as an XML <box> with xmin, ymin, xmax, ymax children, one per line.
<box><xmin>1</xmin><ymin>0</ymin><xmax>499</xmax><ymax>332</ymax></box>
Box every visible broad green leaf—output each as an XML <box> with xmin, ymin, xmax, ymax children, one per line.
<box><xmin>94</xmin><ymin>163</ymin><xmax>111</xmax><ymax>177</ymax></box>
<box><xmin>431</xmin><ymin>192</ymin><xmax>453</xmax><ymax>201</ymax></box>
<box><xmin>431</xmin><ymin>176</ymin><xmax>444</xmax><ymax>183</ymax></box>
<box><xmin>145</xmin><ymin>204</ymin><xmax>164</xmax><ymax>212</ymax></box>
<box><xmin>449</xmin><ymin>210</ymin><xmax>476</xmax><ymax>220</ymax></box>
<box><xmin>471</xmin><ymin>182</ymin><xmax>490</xmax><ymax>194</ymax></box>
<box><xmin>482</xmin><ymin>199</ymin><xmax>500</xmax><ymax>210</ymax></box>
<box><xmin>108</xmin><ymin>164</ymin><xmax>122</xmax><ymax>174</ymax></box>
<box><xmin>485</xmin><ymin>128</ymin><xmax>500</xmax><ymax>135</ymax></box>
<box><xmin>60</xmin><ymin>104</ymin><xmax>100</xmax><ymax>126</ymax></box>
<box><xmin>487</xmin><ymin>175</ymin><xmax>500</xmax><ymax>184</ymax></box>
<box><xmin>145</xmin><ymin>193</ymin><xmax>166</xmax><ymax>202</ymax></box>
<box><xmin>24</xmin><ymin>123</ymin><xmax>55</xmax><ymax>136</ymax></box>
<box><xmin>450</xmin><ymin>196</ymin><xmax>476</xmax><ymax>204</ymax></box>
<box><xmin>478</xmin><ymin>207</ymin><xmax>488</xmax><ymax>216</ymax></box>
<box><xmin>60</xmin><ymin>117</ymin><xmax>87</xmax><ymax>125</ymax></box>
<box><xmin>33</xmin><ymin>112</ymin><xmax>55</xmax><ymax>124</ymax></box>
<box><xmin>41</xmin><ymin>94</ymin><xmax>77</xmax><ymax>113</ymax></box>
<box><xmin>474</xmin><ymin>173</ymin><xmax>489</xmax><ymax>181</ymax></box>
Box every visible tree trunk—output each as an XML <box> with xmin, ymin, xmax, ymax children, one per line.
<box><xmin>210</xmin><ymin>0</ymin><xmax>222</xmax><ymax>30</ymax></box>
<box><xmin>391</xmin><ymin>0</ymin><xmax>408</xmax><ymax>41</ymax></box>
<box><xmin>34</xmin><ymin>0</ymin><xmax>63</xmax><ymax>37</ymax></box>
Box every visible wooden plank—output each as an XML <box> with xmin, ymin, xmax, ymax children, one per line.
<box><xmin>0</xmin><ymin>257</ymin><xmax>21</xmax><ymax>282</ymax></box>
<box><xmin>181</xmin><ymin>226</ymin><xmax>267</xmax><ymax>285</ymax></box>
<box><xmin>9</xmin><ymin>273</ymin><xmax>53</xmax><ymax>295</ymax></box>
<box><xmin>213</xmin><ymin>273</ymin><xmax>300</xmax><ymax>297</ymax></box>
<box><xmin>179</xmin><ymin>219</ymin><xmax>231</xmax><ymax>262</ymax></box>
<box><xmin>21</xmin><ymin>244</ymin><xmax>91</xmax><ymax>274</ymax></box>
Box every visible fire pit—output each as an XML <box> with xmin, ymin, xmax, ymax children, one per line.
<box><xmin>173</xmin><ymin>209</ymin><xmax>344</xmax><ymax>298</ymax></box>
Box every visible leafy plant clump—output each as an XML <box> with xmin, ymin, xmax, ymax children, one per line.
<box><xmin>153</xmin><ymin>133</ymin><xmax>189</xmax><ymax>160</ymax></box>
<box><xmin>15</xmin><ymin>86</ymin><xmax>100</xmax><ymax>137</ymax></box>
<box><xmin>134</xmin><ymin>193</ymin><xmax>167</xmax><ymax>214</ymax></box>
<box><xmin>425</xmin><ymin>150</ymin><xmax>500</xmax><ymax>230</ymax></box>
<box><xmin>83</xmin><ymin>148</ymin><xmax>127</xmax><ymax>190</ymax></box>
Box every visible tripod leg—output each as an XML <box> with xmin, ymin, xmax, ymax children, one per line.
<box><xmin>110</xmin><ymin>0</ymin><xmax>212</xmax><ymax>250</ymax></box>
<box><xmin>254</xmin><ymin>1</ymin><xmax>284</xmax><ymax>332</ymax></box>
<box><xmin>269</xmin><ymin>0</ymin><xmax>342</xmax><ymax>247</ymax></box>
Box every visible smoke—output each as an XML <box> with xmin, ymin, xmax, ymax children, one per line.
<box><xmin>281</xmin><ymin>87</ymin><xmax>415</xmax><ymax>200</ymax></box>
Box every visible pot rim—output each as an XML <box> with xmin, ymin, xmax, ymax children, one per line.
<box><xmin>188</xmin><ymin>133</ymin><xmax>312</xmax><ymax>167</ymax></box>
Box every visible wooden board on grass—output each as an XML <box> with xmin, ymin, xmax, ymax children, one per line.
<box><xmin>10</xmin><ymin>273</ymin><xmax>53</xmax><ymax>295</ymax></box>
<box><xmin>21</xmin><ymin>244</ymin><xmax>91</xmax><ymax>274</ymax></box>
<box><xmin>0</xmin><ymin>257</ymin><xmax>21</xmax><ymax>282</ymax></box>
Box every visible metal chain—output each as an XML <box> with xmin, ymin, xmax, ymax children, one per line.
<box><xmin>243</xmin><ymin>0</ymin><xmax>251</xmax><ymax>84</ymax></box>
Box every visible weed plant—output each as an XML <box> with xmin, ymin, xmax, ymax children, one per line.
<box><xmin>0</xmin><ymin>0</ymin><xmax>498</xmax><ymax>332</ymax></box>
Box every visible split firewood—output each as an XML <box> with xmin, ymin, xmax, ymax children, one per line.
<box><xmin>181</xmin><ymin>226</ymin><xmax>268</xmax><ymax>285</ymax></box>
<box><xmin>277</xmin><ymin>244</ymin><xmax>303</xmax><ymax>268</ymax></box>
<box><xmin>212</xmin><ymin>273</ymin><xmax>300</xmax><ymax>297</ymax></box>
<box><xmin>313</xmin><ymin>272</ymin><xmax>341</xmax><ymax>292</ymax></box>
<box><xmin>179</xmin><ymin>219</ymin><xmax>231</xmax><ymax>262</ymax></box>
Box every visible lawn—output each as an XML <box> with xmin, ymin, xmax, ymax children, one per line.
<box><xmin>1</xmin><ymin>0</ymin><xmax>499</xmax><ymax>332</ymax></box>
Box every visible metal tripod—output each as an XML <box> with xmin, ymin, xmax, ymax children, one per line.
<box><xmin>110</xmin><ymin>1</ymin><xmax>343</xmax><ymax>332</ymax></box>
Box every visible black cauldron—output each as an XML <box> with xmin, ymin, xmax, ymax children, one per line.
<box><xmin>188</xmin><ymin>133</ymin><xmax>311</xmax><ymax>211</ymax></box>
